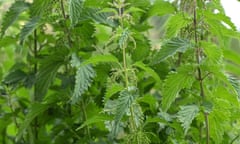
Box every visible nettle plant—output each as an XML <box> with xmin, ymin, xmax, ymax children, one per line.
<box><xmin>0</xmin><ymin>0</ymin><xmax>240</xmax><ymax>143</ymax></box>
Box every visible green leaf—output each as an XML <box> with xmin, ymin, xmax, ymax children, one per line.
<box><xmin>138</xmin><ymin>94</ymin><xmax>158</xmax><ymax>112</ymax></box>
<box><xmin>134</xmin><ymin>61</ymin><xmax>161</xmax><ymax>83</ymax></box>
<box><xmin>162</xmin><ymin>65</ymin><xmax>195</xmax><ymax>111</ymax></box>
<box><xmin>152</xmin><ymin>37</ymin><xmax>192</xmax><ymax>64</ymax></box>
<box><xmin>71</xmin><ymin>54</ymin><xmax>96</xmax><ymax>103</ymax></box>
<box><xmin>84</xmin><ymin>0</ymin><xmax>110</xmax><ymax>7</ymax></box>
<box><xmin>201</xmin><ymin>41</ymin><xmax>223</xmax><ymax>65</ymax></box>
<box><xmin>16</xmin><ymin>103</ymin><xmax>50</xmax><ymax>142</ymax></box>
<box><xmin>82</xmin><ymin>54</ymin><xmax>119</xmax><ymax>66</ymax></box>
<box><xmin>132</xmin><ymin>34</ymin><xmax>151</xmax><ymax>61</ymax></box>
<box><xmin>69</xmin><ymin>0</ymin><xmax>84</xmax><ymax>26</ymax></box>
<box><xmin>72</xmin><ymin>64</ymin><xmax>95</xmax><ymax>103</ymax></box>
<box><xmin>223</xmin><ymin>49</ymin><xmax>240</xmax><ymax>65</ymax></box>
<box><xmin>148</xmin><ymin>0</ymin><xmax>175</xmax><ymax>17</ymax></box>
<box><xmin>71</xmin><ymin>7</ymin><xmax>117</xmax><ymax>27</ymax></box>
<box><xmin>3</xmin><ymin>69</ymin><xmax>27</xmax><ymax>86</ymax></box>
<box><xmin>113</xmin><ymin>87</ymin><xmax>139</xmax><ymax>136</ymax></box>
<box><xmin>20</xmin><ymin>16</ymin><xmax>42</xmax><ymax>44</ymax></box>
<box><xmin>104</xmin><ymin>83</ymin><xmax>124</xmax><ymax>102</ymax></box>
<box><xmin>203</xmin><ymin>10</ymin><xmax>240</xmax><ymax>39</ymax></box>
<box><xmin>209</xmin><ymin>107</ymin><xmax>229</xmax><ymax>144</ymax></box>
<box><xmin>203</xmin><ymin>10</ymin><xmax>236</xmax><ymax>30</ymax></box>
<box><xmin>35</xmin><ymin>50</ymin><xmax>67</xmax><ymax>101</ymax></box>
<box><xmin>76</xmin><ymin>113</ymin><xmax>112</xmax><ymax>131</ymax></box>
<box><xmin>119</xmin><ymin>28</ymin><xmax>131</xmax><ymax>49</ymax></box>
<box><xmin>165</xmin><ymin>13</ymin><xmax>191</xmax><ymax>38</ymax></box>
<box><xmin>30</xmin><ymin>0</ymin><xmax>51</xmax><ymax>17</ymax></box>
<box><xmin>125</xmin><ymin>130</ymin><xmax>151</xmax><ymax>144</ymax></box>
<box><xmin>177</xmin><ymin>105</ymin><xmax>199</xmax><ymax>135</ymax></box>
<box><xmin>132</xmin><ymin>103</ymin><xmax>144</xmax><ymax>128</ymax></box>
<box><xmin>84</xmin><ymin>8</ymin><xmax>117</xmax><ymax>27</ymax></box>
<box><xmin>1</xmin><ymin>1</ymin><xmax>30</xmax><ymax>37</ymax></box>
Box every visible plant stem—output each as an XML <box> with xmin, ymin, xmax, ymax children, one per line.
<box><xmin>60</xmin><ymin>0</ymin><xmax>72</xmax><ymax>48</ymax></box>
<box><xmin>122</xmin><ymin>44</ymin><xmax>129</xmax><ymax>87</ymax></box>
<box><xmin>118</xmin><ymin>1</ymin><xmax>136</xmax><ymax>133</ymax></box>
<box><xmin>33</xmin><ymin>29</ymin><xmax>39</xmax><ymax>142</ymax></box>
<box><xmin>80</xmin><ymin>101</ymin><xmax>91</xmax><ymax>139</ymax></box>
<box><xmin>193</xmin><ymin>1</ymin><xmax>209</xmax><ymax>144</ymax></box>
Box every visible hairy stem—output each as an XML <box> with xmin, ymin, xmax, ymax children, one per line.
<box><xmin>193</xmin><ymin>1</ymin><xmax>209</xmax><ymax>144</ymax></box>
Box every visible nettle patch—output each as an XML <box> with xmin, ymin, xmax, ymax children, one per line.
<box><xmin>0</xmin><ymin>0</ymin><xmax>240</xmax><ymax>144</ymax></box>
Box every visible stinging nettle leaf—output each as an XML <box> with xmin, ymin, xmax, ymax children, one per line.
<box><xmin>177</xmin><ymin>105</ymin><xmax>199</xmax><ymax>135</ymax></box>
<box><xmin>162</xmin><ymin>65</ymin><xmax>195</xmax><ymax>111</ymax></box>
<box><xmin>30</xmin><ymin>0</ymin><xmax>52</xmax><ymax>17</ymax></box>
<box><xmin>165</xmin><ymin>13</ymin><xmax>191</xmax><ymax>38</ymax></box>
<box><xmin>1</xmin><ymin>1</ymin><xmax>30</xmax><ymax>37</ymax></box>
<box><xmin>148</xmin><ymin>0</ymin><xmax>175</xmax><ymax>17</ymax></box>
<box><xmin>16</xmin><ymin>103</ymin><xmax>50</xmax><ymax>142</ymax></box>
<box><xmin>35</xmin><ymin>51</ymin><xmax>66</xmax><ymax>101</ymax></box>
<box><xmin>69</xmin><ymin>0</ymin><xmax>85</xmax><ymax>26</ymax></box>
<box><xmin>71</xmin><ymin>54</ymin><xmax>96</xmax><ymax>103</ymax></box>
<box><xmin>82</xmin><ymin>54</ymin><xmax>119</xmax><ymax>66</ymax></box>
<box><xmin>76</xmin><ymin>113</ymin><xmax>112</xmax><ymax>131</ymax></box>
<box><xmin>152</xmin><ymin>37</ymin><xmax>192</xmax><ymax>64</ymax></box>
<box><xmin>20</xmin><ymin>16</ymin><xmax>42</xmax><ymax>44</ymax></box>
<box><xmin>134</xmin><ymin>61</ymin><xmax>161</xmax><ymax>83</ymax></box>
<box><xmin>72</xmin><ymin>64</ymin><xmax>95</xmax><ymax>103</ymax></box>
<box><xmin>201</xmin><ymin>41</ymin><xmax>223</xmax><ymax>65</ymax></box>
<box><xmin>113</xmin><ymin>87</ymin><xmax>139</xmax><ymax>136</ymax></box>
<box><xmin>104</xmin><ymin>83</ymin><xmax>124</xmax><ymax>102</ymax></box>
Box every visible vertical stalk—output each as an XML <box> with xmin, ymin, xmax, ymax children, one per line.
<box><xmin>80</xmin><ymin>101</ymin><xmax>91</xmax><ymax>139</ymax></box>
<box><xmin>33</xmin><ymin>29</ymin><xmax>39</xmax><ymax>142</ymax></box>
<box><xmin>118</xmin><ymin>1</ymin><xmax>136</xmax><ymax>132</ymax></box>
<box><xmin>60</xmin><ymin>0</ymin><xmax>72</xmax><ymax>48</ymax></box>
<box><xmin>193</xmin><ymin>1</ymin><xmax>209</xmax><ymax>143</ymax></box>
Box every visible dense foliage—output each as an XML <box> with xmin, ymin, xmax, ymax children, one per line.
<box><xmin>0</xmin><ymin>0</ymin><xmax>240</xmax><ymax>143</ymax></box>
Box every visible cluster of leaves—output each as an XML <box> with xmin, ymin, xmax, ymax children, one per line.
<box><xmin>0</xmin><ymin>0</ymin><xmax>240</xmax><ymax>144</ymax></box>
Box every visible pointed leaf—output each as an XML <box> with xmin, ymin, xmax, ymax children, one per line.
<box><xmin>76</xmin><ymin>114</ymin><xmax>112</xmax><ymax>131</ymax></box>
<box><xmin>30</xmin><ymin>0</ymin><xmax>52</xmax><ymax>17</ymax></box>
<box><xmin>72</xmin><ymin>64</ymin><xmax>95</xmax><ymax>103</ymax></box>
<box><xmin>71</xmin><ymin>54</ymin><xmax>96</xmax><ymax>103</ymax></box>
<box><xmin>16</xmin><ymin>103</ymin><xmax>50</xmax><ymax>141</ymax></box>
<box><xmin>35</xmin><ymin>50</ymin><xmax>67</xmax><ymax>101</ymax></box>
<box><xmin>134</xmin><ymin>61</ymin><xmax>161</xmax><ymax>83</ymax></box>
<box><xmin>1</xmin><ymin>1</ymin><xmax>30</xmax><ymax>37</ymax></box>
<box><xmin>165</xmin><ymin>13</ymin><xmax>191</xmax><ymax>38</ymax></box>
<box><xmin>104</xmin><ymin>83</ymin><xmax>124</xmax><ymax>102</ymax></box>
<box><xmin>69</xmin><ymin>0</ymin><xmax>84</xmax><ymax>26</ymax></box>
<box><xmin>153</xmin><ymin>37</ymin><xmax>192</xmax><ymax>64</ymax></box>
<box><xmin>162</xmin><ymin>65</ymin><xmax>195</xmax><ymax>111</ymax></box>
<box><xmin>177</xmin><ymin>105</ymin><xmax>199</xmax><ymax>134</ymax></box>
<box><xmin>148</xmin><ymin>0</ymin><xmax>175</xmax><ymax>17</ymax></box>
<box><xmin>82</xmin><ymin>54</ymin><xmax>119</xmax><ymax>66</ymax></box>
<box><xmin>201</xmin><ymin>41</ymin><xmax>223</xmax><ymax>65</ymax></box>
<box><xmin>113</xmin><ymin>87</ymin><xmax>138</xmax><ymax>136</ymax></box>
<box><xmin>20</xmin><ymin>17</ymin><xmax>42</xmax><ymax>44</ymax></box>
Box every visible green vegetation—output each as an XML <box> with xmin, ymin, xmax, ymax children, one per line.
<box><xmin>0</xmin><ymin>0</ymin><xmax>240</xmax><ymax>143</ymax></box>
